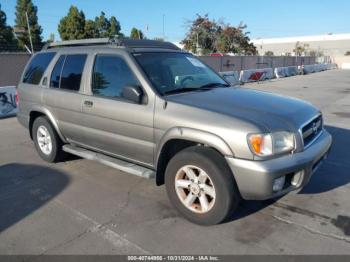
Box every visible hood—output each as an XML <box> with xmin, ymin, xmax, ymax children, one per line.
<box><xmin>165</xmin><ymin>87</ymin><xmax>320</xmax><ymax>132</ymax></box>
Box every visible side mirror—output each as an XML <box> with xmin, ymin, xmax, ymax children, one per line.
<box><xmin>122</xmin><ymin>85</ymin><xmax>144</xmax><ymax>104</ymax></box>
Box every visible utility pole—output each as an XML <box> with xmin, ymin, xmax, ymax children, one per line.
<box><xmin>25</xmin><ymin>12</ymin><xmax>34</xmax><ymax>54</ymax></box>
<box><xmin>12</xmin><ymin>29</ymin><xmax>32</xmax><ymax>54</ymax></box>
<box><xmin>295</xmin><ymin>41</ymin><xmax>298</xmax><ymax>66</ymax></box>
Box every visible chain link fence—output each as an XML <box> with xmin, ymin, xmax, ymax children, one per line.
<box><xmin>198</xmin><ymin>55</ymin><xmax>323</xmax><ymax>72</ymax></box>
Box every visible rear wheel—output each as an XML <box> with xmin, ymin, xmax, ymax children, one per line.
<box><xmin>32</xmin><ymin>116</ymin><xmax>67</xmax><ymax>163</ymax></box>
<box><xmin>165</xmin><ymin>146</ymin><xmax>240</xmax><ymax>225</ymax></box>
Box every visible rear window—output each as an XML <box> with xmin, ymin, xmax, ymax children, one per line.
<box><xmin>23</xmin><ymin>52</ymin><xmax>56</xmax><ymax>85</ymax></box>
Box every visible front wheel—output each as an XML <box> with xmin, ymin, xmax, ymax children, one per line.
<box><xmin>165</xmin><ymin>146</ymin><xmax>240</xmax><ymax>225</ymax></box>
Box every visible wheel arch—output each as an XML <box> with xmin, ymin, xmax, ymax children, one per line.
<box><xmin>155</xmin><ymin>127</ymin><xmax>234</xmax><ymax>186</ymax></box>
<box><xmin>29</xmin><ymin>107</ymin><xmax>66</xmax><ymax>143</ymax></box>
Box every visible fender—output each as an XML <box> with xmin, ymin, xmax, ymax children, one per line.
<box><xmin>30</xmin><ymin>105</ymin><xmax>67</xmax><ymax>143</ymax></box>
<box><xmin>155</xmin><ymin>127</ymin><xmax>234</xmax><ymax>167</ymax></box>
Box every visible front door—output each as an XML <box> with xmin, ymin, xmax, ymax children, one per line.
<box><xmin>81</xmin><ymin>54</ymin><xmax>154</xmax><ymax>166</ymax></box>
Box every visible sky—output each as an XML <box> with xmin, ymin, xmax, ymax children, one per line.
<box><xmin>1</xmin><ymin>0</ymin><xmax>349</xmax><ymax>42</ymax></box>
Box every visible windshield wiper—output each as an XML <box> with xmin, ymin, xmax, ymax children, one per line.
<box><xmin>163</xmin><ymin>83</ymin><xmax>230</xmax><ymax>96</ymax></box>
<box><xmin>163</xmin><ymin>87</ymin><xmax>200</xmax><ymax>95</ymax></box>
<box><xmin>199</xmin><ymin>82</ymin><xmax>230</xmax><ymax>89</ymax></box>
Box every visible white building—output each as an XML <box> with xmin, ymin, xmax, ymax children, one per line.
<box><xmin>251</xmin><ymin>33</ymin><xmax>350</xmax><ymax>59</ymax></box>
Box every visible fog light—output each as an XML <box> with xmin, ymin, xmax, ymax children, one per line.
<box><xmin>273</xmin><ymin>176</ymin><xmax>286</xmax><ymax>192</ymax></box>
<box><xmin>292</xmin><ymin>170</ymin><xmax>304</xmax><ymax>187</ymax></box>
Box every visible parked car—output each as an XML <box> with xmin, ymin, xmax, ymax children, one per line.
<box><xmin>17</xmin><ymin>39</ymin><xmax>332</xmax><ymax>225</ymax></box>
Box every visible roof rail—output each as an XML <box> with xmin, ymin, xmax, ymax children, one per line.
<box><xmin>42</xmin><ymin>38</ymin><xmax>181</xmax><ymax>51</ymax></box>
<box><xmin>43</xmin><ymin>38</ymin><xmax>112</xmax><ymax>50</ymax></box>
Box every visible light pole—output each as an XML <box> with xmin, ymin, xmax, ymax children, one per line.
<box><xmin>295</xmin><ymin>42</ymin><xmax>298</xmax><ymax>66</ymax></box>
<box><xmin>260</xmin><ymin>39</ymin><xmax>264</xmax><ymax>69</ymax></box>
<box><xmin>25</xmin><ymin>12</ymin><xmax>34</xmax><ymax>54</ymax></box>
<box><xmin>162</xmin><ymin>14</ymin><xmax>165</xmax><ymax>40</ymax></box>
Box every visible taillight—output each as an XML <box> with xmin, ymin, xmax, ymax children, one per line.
<box><xmin>15</xmin><ymin>89</ymin><xmax>19</xmax><ymax>107</ymax></box>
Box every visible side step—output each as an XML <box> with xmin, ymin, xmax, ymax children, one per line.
<box><xmin>63</xmin><ymin>144</ymin><xmax>155</xmax><ymax>179</ymax></box>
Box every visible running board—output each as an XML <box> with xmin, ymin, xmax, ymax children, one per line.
<box><xmin>62</xmin><ymin>145</ymin><xmax>155</xmax><ymax>179</ymax></box>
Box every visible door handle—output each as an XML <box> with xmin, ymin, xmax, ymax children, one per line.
<box><xmin>84</xmin><ymin>100</ymin><xmax>93</xmax><ymax>107</ymax></box>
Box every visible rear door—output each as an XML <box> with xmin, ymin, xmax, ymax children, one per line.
<box><xmin>42</xmin><ymin>53</ymin><xmax>88</xmax><ymax>144</ymax></box>
<box><xmin>81</xmin><ymin>52</ymin><xmax>155</xmax><ymax>167</ymax></box>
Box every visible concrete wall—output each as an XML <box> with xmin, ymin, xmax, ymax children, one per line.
<box><xmin>198</xmin><ymin>55</ymin><xmax>316</xmax><ymax>72</ymax></box>
<box><xmin>0</xmin><ymin>53</ymin><xmax>31</xmax><ymax>86</ymax></box>
<box><xmin>334</xmin><ymin>56</ymin><xmax>350</xmax><ymax>69</ymax></box>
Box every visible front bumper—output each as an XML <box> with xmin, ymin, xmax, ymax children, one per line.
<box><xmin>226</xmin><ymin>129</ymin><xmax>332</xmax><ymax>200</ymax></box>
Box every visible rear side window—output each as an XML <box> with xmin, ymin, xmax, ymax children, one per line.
<box><xmin>60</xmin><ymin>55</ymin><xmax>87</xmax><ymax>91</ymax></box>
<box><xmin>50</xmin><ymin>56</ymin><xmax>65</xmax><ymax>88</ymax></box>
<box><xmin>49</xmin><ymin>54</ymin><xmax>87</xmax><ymax>91</ymax></box>
<box><xmin>23</xmin><ymin>52</ymin><xmax>56</xmax><ymax>85</ymax></box>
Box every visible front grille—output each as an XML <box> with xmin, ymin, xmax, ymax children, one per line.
<box><xmin>301</xmin><ymin>115</ymin><xmax>323</xmax><ymax>148</ymax></box>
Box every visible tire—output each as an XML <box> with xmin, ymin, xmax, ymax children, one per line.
<box><xmin>32</xmin><ymin>116</ymin><xmax>67</xmax><ymax>163</ymax></box>
<box><xmin>165</xmin><ymin>146</ymin><xmax>240</xmax><ymax>225</ymax></box>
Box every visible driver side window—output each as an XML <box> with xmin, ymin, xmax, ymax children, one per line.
<box><xmin>92</xmin><ymin>55</ymin><xmax>140</xmax><ymax>98</ymax></box>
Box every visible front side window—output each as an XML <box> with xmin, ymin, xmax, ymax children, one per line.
<box><xmin>23</xmin><ymin>52</ymin><xmax>56</xmax><ymax>85</ymax></box>
<box><xmin>133</xmin><ymin>52</ymin><xmax>228</xmax><ymax>95</ymax></box>
<box><xmin>60</xmin><ymin>54</ymin><xmax>87</xmax><ymax>91</ymax></box>
<box><xmin>92</xmin><ymin>55</ymin><xmax>140</xmax><ymax>98</ymax></box>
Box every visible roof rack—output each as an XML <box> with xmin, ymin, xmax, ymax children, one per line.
<box><xmin>43</xmin><ymin>38</ymin><xmax>181</xmax><ymax>51</ymax></box>
<box><xmin>43</xmin><ymin>38</ymin><xmax>113</xmax><ymax>50</ymax></box>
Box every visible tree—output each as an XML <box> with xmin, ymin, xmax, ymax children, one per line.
<box><xmin>95</xmin><ymin>12</ymin><xmax>110</xmax><ymax>38</ymax></box>
<box><xmin>0</xmin><ymin>4</ymin><xmax>16</xmax><ymax>50</ymax></box>
<box><xmin>308</xmin><ymin>50</ymin><xmax>316</xmax><ymax>57</ymax></box>
<box><xmin>95</xmin><ymin>12</ymin><xmax>122</xmax><ymax>38</ymax></box>
<box><xmin>181</xmin><ymin>14</ymin><xmax>256</xmax><ymax>55</ymax></box>
<box><xmin>47</xmin><ymin>33</ymin><xmax>55</xmax><ymax>43</ymax></box>
<box><xmin>58</xmin><ymin>8</ymin><xmax>123</xmax><ymax>40</ymax></box>
<box><xmin>84</xmin><ymin>19</ymin><xmax>99</xmax><ymax>38</ymax></box>
<box><xmin>182</xmin><ymin>14</ymin><xmax>219</xmax><ymax>54</ymax></box>
<box><xmin>215</xmin><ymin>22</ymin><xmax>257</xmax><ymax>55</ymax></box>
<box><xmin>130</xmin><ymin>27</ymin><xmax>144</xmax><ymax>39</ymax></box>
<box><xmin>264</xmin><ymin>51</ymin><xmax>274</xmax><ymax>56</ymax></box>
<box><xmin>293</xmin><ymin>41</ymin><xmax>309</xmax><ymax>56</ymax></box>
<box><xmin>307</xmin><ymin>49</ymin><xmax>323</xmax><ymax>57</ymax></box>
<box><xmin>109</xmin><ymin>16</ymin><xmax>121</xmax><ymax>37</ymax></box>
<box><xmin>15</xmin><ymin>0</ymin><xmax>43</xmax><ymax>50</ymax></box>
<box><xmin>58</xmin><ymin>6</ymin><xmax>86</xmax><ymax>40</ymax></box>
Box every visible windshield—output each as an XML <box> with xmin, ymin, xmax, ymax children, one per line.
<box><xmin>133</xmin><ymin>52</ymin><xmax>229</xmax><ymax>95</ymax></box>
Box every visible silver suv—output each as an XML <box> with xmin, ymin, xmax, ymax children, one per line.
<box><xmin>17</xmin><ymin>39</ymin><xmax>332</xmax><ymax>225</ymax></box>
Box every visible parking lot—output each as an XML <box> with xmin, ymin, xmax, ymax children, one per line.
<box><xmin>0</xmin><ymin>69</ymin><xmax>349</xmax><ymax>255</ymax></box>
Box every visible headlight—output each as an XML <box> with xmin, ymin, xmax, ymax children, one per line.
<box><xmin>273</xmin><ymin>131</ymin><xmax>295</xmax><ymax>154</ymax></box>
<box><xmin>248</xmin><ymin>131</ymin><xmax>295</xmax><ymax>157</ymax></box>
